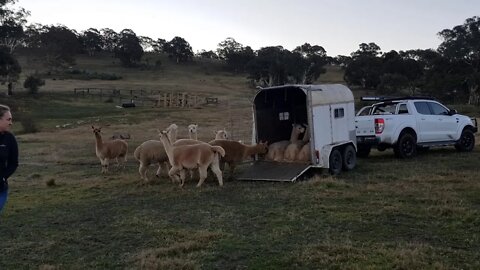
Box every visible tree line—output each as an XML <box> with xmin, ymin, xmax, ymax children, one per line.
<box><xmin>1</xmin><ymin>0</ymin><xmax>479</xmax><ymax>104</ymax></box>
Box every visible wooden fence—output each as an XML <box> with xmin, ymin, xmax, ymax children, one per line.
<box><xmin>73</xmin><ymin>87</ymin><xmax>217</xmax><ymax>108</ymax></box>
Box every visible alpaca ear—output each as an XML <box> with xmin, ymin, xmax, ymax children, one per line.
<box><xmin>91</xmin><ymin>125</ymin><xmax>95</xmax><ymax>129</ymax></box>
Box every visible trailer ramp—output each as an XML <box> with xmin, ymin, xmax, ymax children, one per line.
<box><xmin>236</xmin><ymin>161</ymin><xmax>311</xmax><ymax>182</ymax></box>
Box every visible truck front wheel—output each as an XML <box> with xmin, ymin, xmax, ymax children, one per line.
<box><xmin>455</xmin><ymin>128</ymin><xmax>475</xmax><ymax>152</ymax></box>
<box><xmin>394</xmin><ymin>132</ymin><xmax>417</xmax><ymax>158</ymax></box>
<box><xmin>329</xmin><ymin>148</ymin><xmax>343</xmax><ymax>175</ymax></box>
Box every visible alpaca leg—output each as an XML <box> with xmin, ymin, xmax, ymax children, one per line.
<box><xmin>210</xmin><ymin>162</ymin><xmax>224</xmax><ymax>187</ymax></box>
<box><xmin>196</xmin><ymin>167</ymin><xmax>208</xmax><ymax>188</ymax></box>
<box><xmin>179</xmin><ymin>169</ymin><xmax>187</xmax><ymax>185</ymax></box>
<box><xmin>139</xmin><ymin>162</ymin><xmax>148</xmax><ymax>181</ymax></box>
<box><xmin>168</xmin><ymin>167</ymin><xmax>183</xmax><ymax>187</ymax></box>
<box><xmin>155</xmin><ymin>163</ymin><xmax>162</xmax><ymax>178</ymax></box>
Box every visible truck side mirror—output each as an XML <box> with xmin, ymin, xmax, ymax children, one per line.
<box><xmin>449</xmin><ymin>109</ymin><xmax>458</xmax><ymax>115</ymax></box>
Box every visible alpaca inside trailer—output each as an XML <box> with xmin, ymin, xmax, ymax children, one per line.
<box><xmin>237</xmin><ymin>84</ymin><xmax>358</xmax><ymax>182</ymax></box>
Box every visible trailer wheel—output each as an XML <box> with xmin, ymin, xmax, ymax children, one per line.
<box><xmin>342</xmin><ymin>145</ymin><xmax>356</xmax><ymax>171</ymax></box>
<box><xmin>329</xmin><ymin>148</ymin><xmax>343</xmax><ymax>175</ymax></box>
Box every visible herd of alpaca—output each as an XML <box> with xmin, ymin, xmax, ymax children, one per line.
<box><xmin>92</xmin><ymin>122</ymin><xmax>310</xmax><ymax>186</ymax></box>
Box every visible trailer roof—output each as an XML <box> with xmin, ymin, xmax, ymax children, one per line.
<box><xmin>256</xmin><ymin>84</ymin><xmax>354</xmax><ymax>106</ymax></box>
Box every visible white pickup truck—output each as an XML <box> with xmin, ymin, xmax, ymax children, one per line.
<box><xmin>355</xmin><ymin>97</ymin><xmax>478</xmax><ymax>158</ymax></box>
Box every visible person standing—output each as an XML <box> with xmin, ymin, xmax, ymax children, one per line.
<box><xmin>0</xmin><ymin>104</ymin><xmax>19</xmax><ymax>214</ymax></box>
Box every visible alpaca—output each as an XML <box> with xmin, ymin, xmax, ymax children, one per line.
<box><xmin>266</xmin><ymin>124</ymin><xmax>305</xmax><ymax>161</ymax></box>
<box><xmin>133</xmin><ymin>123</ymin><xmax>178</xmax><ymax>181</ymax></box>
<box><xmin>296</xmin><ymin>142</ymin><xmax>311</xmax><ymax>163</ymax></box>
<box><xmin>284</xmin><ymin>125</ymin><xmax>309</xmax><ymax>162</ymax></box>
<box><xmin>209</xmin><ymin>140</ymin><xmax>268</xmax><ymax>178</ymax></box>
<box><xmin>92</xmin><ymin>126</ymin><xmax>128</xmax><ymax>173</ymax></box>
<box><xmin>188</xmin><ymin>124</ymin><xmax>198</xmax><ymax>140</ymax></box>
<box><xmin>214</xmin><ymin>129</ymin><xmax>229</xmax><ymax>140</ymax></box>
<box><xmin>159</xmin><ymin>129</ymin><xmax>225</xmax><ymax>188</ymax></box>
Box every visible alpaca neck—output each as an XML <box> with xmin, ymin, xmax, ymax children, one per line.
<box><xmin>244</xmin><ymin>144</ymin><xmax>261</xmax><ymax>158</ymax></box>
<box><xmin>167</xmin><ymin>129</ymin><xmax>177</xmax><ymax>143</ymax></box>
<box><xmin>302</xmin><ymin>128</ymin><xmax>310</xmax><ymax>142</ymax></box>
<box><xmin>94</xmin><ymin>133</ymin><xmax>103</xmax><ymax>149</ymax></box>
<box><xmin>189</xmin><ymin>133</ymin><xmax>197</xmax><ymax>140</ymax></box>
<box><xmin>160</xmin><ymin>135</ymin><xmax>175</xmax><ymax>165</ymax></box>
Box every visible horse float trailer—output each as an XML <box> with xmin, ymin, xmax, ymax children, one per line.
<box><xmin>237</xmin><ymin>84</ymin><xmax>357</xmax><ymax>182</ymax></box>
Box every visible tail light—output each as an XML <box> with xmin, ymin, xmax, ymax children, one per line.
<box><xmin>375</xmin><ymin>118</ymin><xmax>385</xmax><ymax>134</ymax></box>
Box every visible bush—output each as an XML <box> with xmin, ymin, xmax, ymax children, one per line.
<box><xmin>19</xmin><ymin>115</ymin><xmax>39</xmax><ymax>134</ymax></box>
<box><xmin>24</xmin><ymin>75</ymin><xmax>46</xmax><ymax>94</ymax></box>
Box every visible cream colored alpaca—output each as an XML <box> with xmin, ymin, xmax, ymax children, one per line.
<box><xmin>209</xmin><ymin>140</ymin><xmax>268</xmax><ymax>178</ymax></box>
<box><xmin>133</xmin><ymin>124</ymin><xmax>178</xmax><ymax>181</ymax></box>
<box><xmin>188</xmin><ymin>124</ymin><xmax>198</xmax><ymax>140</ymax></box>
<box><xmin>92</xmin><ymin>126</ymin><xmax>128</xmax><ymax>173</ymax></box>
<box><xmin>266</xmin><ymin>124</ymin><xmax>305</xmax><ymax>161</ymax></box>
<box><xmin>284</xmin><ymin>125</ymin><xmax>309</xmax><ymax>162</ymax></box>
<box><xmin>159</xmin><ymin>129</ymin><xmax>225</xmax><ymax>188</ymax></box>
<box><xmin>214</xmin><ymin>129</ymin><xmax>229</xmax><ymax>140</ymax></box>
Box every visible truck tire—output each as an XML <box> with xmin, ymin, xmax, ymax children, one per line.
<box><xmin>394</xmin><ymin>132</ymin><xmax>417</xmax><ymax>159</ymax></box>
<box><xmin>455</xmin><ymin>128</ymin><xmax>475</xmax><ymax>152</ymax></box>
<box><xmin>356</xmin><ymin>145</ymin><xmax>371</xmax><ymax>158</ymax></box>
<box><xmin>342</xmin><ymin>144</ymin><xmax>356</xmax><ymax>171</ymax></box>
<box><xmin>329</xmin><ymin>148</ymin><xmax>343</xmax><ymax>175</ymax></box>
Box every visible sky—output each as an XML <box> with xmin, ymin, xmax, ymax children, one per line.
<box><xmin>15</xmin><ymin>0</ymin><xmax>480</xmax><ymax>56</ymax></box>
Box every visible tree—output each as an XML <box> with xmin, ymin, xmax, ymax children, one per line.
<box><xmin>100</xmin><ymin>28</ymin><xmax>118</xmax><ymax>52</ymax></box>
<box><xmin>0</xmin><ymin>0</ymin><xmax>29</xmax><ymax>52</ymax></box>
<box><xmin>152</xmin><ymin>38</ymin><xmax>166</xmax><ymax>53</ymax></box>
<box><xmin>344</xmin><ymin>43</ymin><xmax>383</xmax><ymax>89</ymax></box>
<box><xmin>197</xmin><ymin>50</ymin><xmax>218</xmax><ymax>59</ymax></box>
<box><xmin>293</xmin><ymin>43</ymin><xmax>328</xmax><ymax>83</ymax></box>
<box><xmin>217</xmin><ymin>37</ymin><xmax>243</xmax><ymax>60</ymax></box>
<box><xmin>437</xmin><ymin>16</ymin><xmax>480</xmax><ymax>105</ymax></box>
<box><xmin>163</xmin><ymin>36</ymin><xmax>193</xmax><ymax>63</ymax></box>
<box><xmin>38</xmin><ymin>25</ymin><xmax>80</xmax><ymax>70</ymax></box>
<box><xmin>80</xmin><ymin>28</ymin><xmax>103</xmax><ymax>56</ymax></box>
<box><xmin>0</xmin><ymin>46</ymin><xmax>21</xmax><ymax>95</ymax></box>
<box><xmin>23</xmin><ymin>74</ymin><xmax>45</xmax><ymax>94</ymax></box>
<box><xmin>114</xmin><ymin>29</ymin><xmax>143</xmax><ymax>67</ymax></box>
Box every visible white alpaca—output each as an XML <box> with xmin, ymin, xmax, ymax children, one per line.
<box><xmin>188</xmin><ymin>124</ymin><xmax>198</xmax><ymax>140</ymax></box>
<box><xmin>92</xmin><ymin>126</ymin><xmax>128</xmax><ymax>173</ymax></box>
<box><xmin>266</xmin><ymin>124</ymin><xmax>305</xmax><ymax>162</ymax></box>
<box><xmin>159</xmin><ymin>129</ymin><xmax>225</xmax><ymax>188</ymax></box>
<box><xmin>133</xmin><ymin>124</ymin><xmax>178</xmax><ymax>181</ymax></box>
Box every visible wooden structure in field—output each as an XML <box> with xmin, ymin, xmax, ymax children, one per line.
<box><xmin>73</xmin><ymin>88</ymin><xmax>216</xmax><ymax>108</ymax></box>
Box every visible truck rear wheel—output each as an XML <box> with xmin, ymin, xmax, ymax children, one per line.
<box><xmin>329</xmin><ymin>148</ymin><xmax>343</xmax><ymax>175</ymax></box>
<box><xmin>455</xmin><ymin>128</ymin><xmax>475</xmax><ymax>152</ymax></box>
<box><xmin>342</xmin><ymin>145</ymin><xmax>356</xmax><ymax>171</ymax></box>
<box><xmin>394</xmin><ymin>132</ymin><xmax>417</xmax><ymax>159</ymax></box>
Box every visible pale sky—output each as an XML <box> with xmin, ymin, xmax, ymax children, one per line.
<box><xmin>17</xmin><ymin>0</ymin><xmax>480</xmax><ymax>56</ymax></box>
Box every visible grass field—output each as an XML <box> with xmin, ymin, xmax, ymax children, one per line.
<box><xmin>1</xmin><ymin>53</ymin><xmax>479</xmax><ymax>269</ymax></box>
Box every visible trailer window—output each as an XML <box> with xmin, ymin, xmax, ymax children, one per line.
<box><xmin>334</xmin><ymin>108</ymin><xmax>344</xmax><ymax>118</ymax></box>
<box><xmin>279</xmin><ymin>112</ymin><xmax>290</xmax><ymax>120</ymax></box>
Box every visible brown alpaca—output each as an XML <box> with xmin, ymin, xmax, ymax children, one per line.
<box><xmin>92</xmin><ymin>126</ymin><xmax>128</xmax><ymax>173</ymax></box>
<box><xmin>159</xmin><ymin>129</ymin><xmax>225</xmax><ymax>188</ymax></box>
<box><xmin>209</xmin><ymin>140</ymin><xmax>268</xmax><ymax>178</ymax></box>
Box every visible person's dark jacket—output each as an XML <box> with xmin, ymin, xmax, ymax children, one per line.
<box><xmin>0</xmin><ymin>131</ymin><xmax>19</xmax><ymax>192</ymax></box>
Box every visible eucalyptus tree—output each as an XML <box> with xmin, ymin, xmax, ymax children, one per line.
<box><xmin>293</xmin><ymin>43</ymin><xmax>328</xmax><ymax>83</ymax></box>
<box><xmin>80</xmin><ymin>28</ymin><xmax>104</xmax><ymax>56</ymax></box>
<box><xmin>0</xmin><ymin>0</ymin><xmax>29</xmax><ymax>52</ymax></box>
<box><xmin>344</xmin><ymin>42</ymin><xmax>383</xmax><ymax>89</ymax></box>
<box><xmin>114</xmin><ymin>29</ymin><xmax>143</xmax><ymax>67</ymax></box>
<box><xmin>38</xmin><ymin>25</ymin><xmax>80</xmax><ymax>70</ymax></box>
<box><xmin>163</xmin><ymin>36</ymin><xmax>193</xmax><ymax>63</ymax></box>
<box><xmin>437</xmin><ymin>16</ymin><xmax>480</xmax><ymax>105</ymax></box>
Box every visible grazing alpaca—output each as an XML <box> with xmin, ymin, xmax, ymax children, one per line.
<box><xmin>209</xmin><ymin>140</ymin><xmax>268</xmax><ymax>178</ymax></box>
<box><xmin>92</xmin><ymin>126</ymin><xmax>128</xmax><ymax>173</ymax></box>
<box><xmin>159</xmin><ymin>129</ymin><xmax>225</xmax><ymax>188</ymax></box>
<box><xmin>266</xmin><ymin>124</ymin><xmax>305</xmax><ymax>161</ymax></box>
<box><xmin>284</xmin><ymin>125</ymin><xmax>309</xmax><ymax>162</ymax></box>
<box><xmin>133</xmin><ymin>124</ymin><xmax>178</xmax><ymax>181</ymax></box>
<box><xmin>188</xmin><ymin>124</ymin><xmax>198</xmax><ymax>140</ymax></box>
